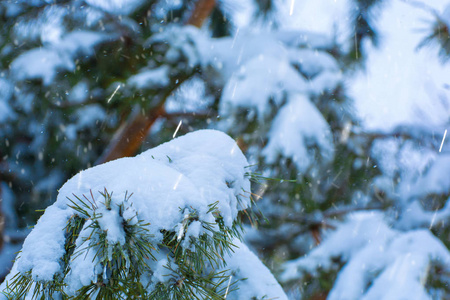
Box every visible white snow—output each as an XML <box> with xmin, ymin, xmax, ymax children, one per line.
<box><xmin>288</xmin><ymin>48</ymin><xmax>339</xmax><ymax>78</ymax></box>
<box><xmin>164</xmin><ymin>77</ymin><xmax>214</xmax><ymax>113</ymax></box>
<box><xmin>263</xmin><ymin>94</ymin><xmax>334</xmax><ymax>172</ymax></box>
<box><xmin>58</xmin><ymin>31</ymin><xmax>109</xmax><ymax>57</ymax></box>
<box><xmin>11</xmin><ymin>31</ymin><xmax>108</xmax><ymax>86</ymax></box>
<box><xmin>220</xmin><ymin>239</ymin><xmax>288</xmax><ymax>300</ymax></box>
<box><xmin>64</xmin><ymin>220</ymin><xmax>103</xmax><ymax>296</ymax></box>
<box><xmin>276</xmin><ymin>30</ymin><xmax>334</xmax><ymax>50</ymax></box>
<box><xmin>16</xmin><ymin>205</ymin><xmax>74</xmax><ymax>281</ymax></box>
<box><xmin>397</xmin><ymin>200</ymin><xmax>450</xmax><ymax>230</ymax></box>
<box><xmin>203</xmin><ymin>28</ymin><xmax>340</xmax><ymax>176</ymax></box>
<box><xmin>274</xmin><ymin>0</ymin><xmax>352</xmax><ymax>48</ymax></box>
<box><xmin>281</xmin><ymin>212</ymin><xmax>450</xmax><ymax>300</ymax></box>
<box><xmin>96</xmin><ymin>206</ymin><xmax>126</xmax><ymax>245</ymax></box>
<box><xmin>350</xmin><ymin>0</ymin><xmax>450</xmax><ymax>130</ymax></box>
<box><xmin>149</xmin><ymin>250</ymin><xmax>177</xmax><ymax>284</ymax></box>
<box><xmin>148</xmin><ymin>26</ymin><xmax>209</xmax><ymax>69</ymax></box>
<box><xmin>11</xmin><ymin>48</ymin><xmax>74</xmax><ymax>86</ymax></box>
<box><xmin>361</xmin><ymin>230</ymin><xmax>450</xmax><ymax>300</ymax></box>
<box><xmin>68</xmin><ymin>81</ymin><xmax>89</xmax><ymax>104</ymax></box>
<box><xmin>12</xmin><ymin>4</ymin><xmax>66</xmax><ymax>44</ymax></box>
<box><xmin>66</xmin><ymin>105</ymin><xmax>107</xmax><ymax>140</ymax></box>
<box><xmin>128</xmin><ymin>66</ymin><xmax>171</xmax><ymax>89</ymax></box>
<box><xmin>85</xmin><ymin>0</ymin><xmax>145</xmax><ymax>15</ymax></box>
<box><xmin>0</xmin><ymin>130</ymin><xmax>260</xmax><ymax>296</ymax></box>
<box><xmin>307</xmin><ymin>70</ymin><xmax>342</xmax><ymax>96</ymax></box>
<box><xmin>205</xmin><ymin>31</ymin><xmax>293</xmax><ymax>84</ymax></box>
<box><xmin>409</xmin><ymin>154</ymin><xmax>450</xmax><ymax>197</ymax></box>
<box><xmin>220</xmin><ymin>55</ymin><xmax>306</xmax><ymax>118</ymax></box>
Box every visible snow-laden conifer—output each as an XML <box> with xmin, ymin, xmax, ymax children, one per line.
<box><xmin>1</xmin><ymin>130</ymin><xmax>287</xmax><ymax>300</ymax></box>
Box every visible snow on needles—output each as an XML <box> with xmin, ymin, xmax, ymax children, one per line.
<box><xmin>0</xmin><ymin>130</ymin><xmax>287</xmax><ymax>299</ymax></box>
<box><xmin>221</xmin><ymin>56</ymin><xmax>306</xmax><ymax>118</ymax></box>
<box><xmin>10</xmin><ymin>31</ymin><xmax>109</xmax><ymax>85</ymax></box>
<box><xmin>128</xmin><ymin>66</ymin><xmax>171</xmax><ymax>90</ymax></box>
<box><xmin>85</xmin><ymin>0</ymin><xmax>145</xmax><ymax>15</ymax></box>
<box><xmin>263</xmin><ymin>95</ymin><xmax>334</xmax><ymax>173</ymax></box>
<box><xmin>212</xmin><ymin>29</ymin><xmax>338</xmax><ymax>173</ymax></box>
<box><xmin>220</xmin><ymin>239</ymin><xmax>288</xmax><ymax>300</ymax></box>
<box><xmin>281</xmin><ymin>212</ymin><xmax>450</xmax><ymax>300</ymax></box>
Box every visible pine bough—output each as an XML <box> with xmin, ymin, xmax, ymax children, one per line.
<box><xmin>0</xmin><ymin>130</ymin><xmax>287</xmax><ymax>300</ymax></box>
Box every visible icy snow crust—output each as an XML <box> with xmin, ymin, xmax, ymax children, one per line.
<box><xmin>1</xmin><ymin>130</ymin><xmax>286</xmax><ymax>299</ymax></box>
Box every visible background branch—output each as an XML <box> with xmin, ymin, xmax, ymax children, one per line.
<box><xmin>96</xmin><ymin>0</ymin><xmax>217</xmax><ymax>165</ymax></box>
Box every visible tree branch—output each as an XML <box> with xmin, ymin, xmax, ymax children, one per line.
<box><xmin>95</xmin><ymin>0</ymin><xmax>217</xmax><ymax>165</ymax></box>
<box><xmin>186</xmin><ymin>0</ymin><xmax>217</xmax><ymax>27</ymax></box>
<box><xmin>95</xmin><ymin>105</ymin><xmax>165</xmax><ymax>164</ymax></box>
<box><xmin>162</xmin><ymin>110</ymin><xmax>214</xmax><ymax>120</ymax></box>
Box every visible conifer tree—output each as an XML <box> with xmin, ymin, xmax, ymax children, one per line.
<box><xmin>1</xmin><ymin>0</ymin><xmax>450</xmax><ymax>299</ymax></box>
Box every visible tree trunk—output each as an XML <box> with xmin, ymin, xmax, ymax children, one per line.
<box><xmin>186</xmin><ymin>0</ymin><xmax>216</xmax><ymax>27</ymax></box>
<box><xmin>96</xmin><ymin>106</ymin><xmax>165</xmax><ymax>164</ymax></box>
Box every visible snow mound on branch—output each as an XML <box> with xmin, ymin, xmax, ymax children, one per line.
<box><xmin>11</xmin><ymin>31</ymin><xmax>108</xmax><ymax>85</ymax></box>
<box><xmin>213</xmin><ymin>30</ymin><xmax>341</xmax><ymax>115</ymax></box>
<box><xmin>58</xmin><ymin>31</ymin><xmax>109</xmax><ymax>56</ymax></box>
<box><xmin>128</xmin><ymin>66</ymin><xmax>171</xmax><ymax>89</ymax></box>
<box><xmin>148</xmin><ymin>26</ymin><xmax>209</xmax><ymax>69</ymax></box>
<box><xmin>220</xmin><ymin>55</ymin><xmax>307</xmax><ymax>118</ymax></box>
<box><xmin>289</xmin><ymin>48</ymin><xmax>339</xmax><ymax>78</ymax></box>
<box><xmin>11</xmin><ymin>48</ymin><xmax>74</xmax><ymax>85</ymax></box>
<box><xmin>263</xmin><ymin>95</ymin><xmax>334</xmax><ymax>172</ymax></box>
<box><xmin>85</xmin><ymin>0</ymin><xmax>145</xmax><ymax>15</ymax></box>
<box><xmin>1</xmin><ymin>130</ymin><xmax>252</xmax><ymax>291</ymax></box>
<box><xmin>409</xmin><ymin>154</ymin><xmax>450</xmax><ymax>197</ymax></box>
<box><xmin>397</xmin><ymin>200</ymin><xmax>450</xmax><ymax>230</ymax></box>
<box><xmin>206</xmin><ymin>31</ymin><xmax>293</xmax><ymax>85</ymax></box>
<box><xmin>281</xmin><ymin>212</ymin><xmax>450</xmax><ymax>300</ymax></box>
<box><xmin>210</xmin><ymin>29</ymin><xmax>338</xmax><ymax>174</ymax></box>
<box><xmin>221</xmin><ymin>239</ymin><xmax>288</xmax><ymax>300</ymax></box>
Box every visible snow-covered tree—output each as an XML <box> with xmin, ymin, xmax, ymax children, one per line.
<box><xmin>276</xmin><ymin>2</ymin><xmax>450</xmax><ymax>299</ymax></box>
<box><xmin>1</xmin><ymin>0</ymin><xmax>450</xmax><ymax>299</ymax></box>
<box><xmin>0</xmin><ymin>0</ymin><xmax>376</xmax><ymax>278</ymax></box>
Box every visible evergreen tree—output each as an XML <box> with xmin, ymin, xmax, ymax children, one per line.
<box><xmin>1</xmin><ymin>0</ymin><xmax>450</xmax><ymax>299</ymax></box>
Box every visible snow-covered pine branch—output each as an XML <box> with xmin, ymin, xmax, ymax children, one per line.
<box><xmin>281</xmin><ymin>211</ymin><xmax>450</xmax><ymax>300</ymax></box>
<box><xmin>0</xmin><ymin>130</ymin><xmax>287</xmax><ymax>300</ymax></box>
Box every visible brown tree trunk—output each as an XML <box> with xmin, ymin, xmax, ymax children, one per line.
<box><xmin>96</xmin><ymin>0</ymin><xmax>217</xmax><ymax>165</ymax></box>
<box><xmin>186</xmin><ymin>0</ymin><xmax>216</xmax><ymax>27</ymax></box>
<box><xmin>96</xmin><ymin>106</ymin><xmax>165</xmax><ymax>164</ymax></box>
